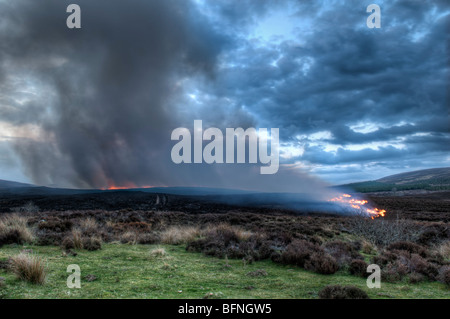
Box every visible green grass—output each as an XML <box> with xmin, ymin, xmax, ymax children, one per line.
<box><xmin>0</xmin><ymin>243</ymin><xmax>448</xmax><ymax>299</ymax></box>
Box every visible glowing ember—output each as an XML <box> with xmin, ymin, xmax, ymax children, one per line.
<box><xmin>104</xmin><ymin>180</ymin><xmax>154</xmax><ymax>190</ymax></box>
<box><xmin>328</xmin><ymin>193</ymin><xmax>386</xmax><ymax>219</ymax></box>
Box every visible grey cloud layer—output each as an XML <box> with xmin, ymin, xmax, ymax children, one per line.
<box><xmin>0</xmin><ymin>0</ymin><xmax>448</xmax><ymax>188</ymax></box>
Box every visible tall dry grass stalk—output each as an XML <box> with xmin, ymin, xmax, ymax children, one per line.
<box><xmin>160</xmin><ymin>226</ymin><xmax>201</xmax><ymax>245</ymax></box>
<box><xmin>0</xmin><ymin>214</ymin><xmax>34</xmax><ymax>243</ymax></box>
<box><xmin>120</xmin><ymin>231</ymin><xmax>138</xmax><ymax>244</ymax></box>
<box><xmin>79</xmin><ymin>217</ymin><xmax>99</xmax><ymax>233</ymax></box>
<box><xmin>437</xmin><ymin>241</ymin><xmax>450</xmax><ymax>260</ymax></box>
<box><xmin>202</xmin><ymin>223</ymin><xmax>253</xmax><ymax>241</ymax></box>
<box><xmin>71</xmin><ymin>229</ymin><xmax>84</xmax><ymax>249</ymax></box>
<box><xmin>10</xmin><ymin>253</ymin><xmax>46</xmax><ymax>284</ymax></box>
<box><xmin>150</xmin><ymin>247</ymin><xmax>166</xmax><ymax>257</ymax></box>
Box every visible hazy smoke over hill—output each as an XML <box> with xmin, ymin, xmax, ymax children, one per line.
<box><xmin>0</xmin><ymin>0</ymin><xmax>328</xmax><ymax>193</ymax></box>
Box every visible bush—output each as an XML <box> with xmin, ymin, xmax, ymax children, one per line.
<box><xmin>387</xmin><ymin>241</ymin><xmax>427</xmax><ymax>257</ymax></box>
<box><xmin>120</xmin><ymin>231</ymin><xmax>138</xmax><ymax>244</ymax></box>
<box><xmin>10</xmin><ymin>202</ymin><xmax>39</xmax><ymax>213</ymax></box>
<box><xmin>437</xmin><ymin>266</ymin><xmax>450</xmax><ymax>286</ymax></box>
<box><xmin>10</xmin><ymin>253</ymin><xmax>46</xmax><ymax>284</ymax></box>
<box><xmin>409</xmin><ymin>254</ymin><xmax>438</xmax><ymax>280</ymax></box>
<box><xmin>79</xmin><ymin>217</ymin><xmax>99</xmax><ymax>234</ymax></box>
<box><xmin>62</xmin><ymin>229</ymin><xmax>101</xmax><ymax>251</ymax></box>
<box><xmin>62</xmin><ymin>229</ymin><xmax>83</xmax><ymax>250</ymax></box>
<box><xmin>82</xmin><ymin>237</ymin><xmax>102</xmax><ymax>251</ymax></box>
<box><xmin>349</xmin><ymin>218</ymin><xmax>423</xmax><ymax>247</ymax></box>
<box><xmin>323</xmin><ymin>240</ymin><xmax>363</xmax><ymax>267</ymax></box>
<box><xmin>38</xmin><ymin>218</ymin><xmax>72</xmax><ymax>232</ymax></box>
<box><xmin>349</xmin><ymin>259</ymin><xmax>368</xmax><ymax>277</ymax></box>
<box><xmin>436</xmin><ymin>241</ymin><xmax>450</xmax><ymax>260</ymax></box>
<box><xmin>409</xmin><ymin>272</ymin><xmax>425</xmax><ymax>284</ymax></box>
<box><xmin>0</xmin><ymin>230</ymin><xmax>23</xmax><ymax>247</ymax></box>
<box><xmin>186</xmin><ymin>225</ymin><xmax>270</xmax><ymax>261</ymax></box>
<box><xmin>305</xmin><ymin>253</ymin><xmax>339</xmax><ymax>275</ymax></box>
<box><xmin>382</xmin><ymin>261</ymin><xmax>409</xmax><ymax>282</ymax></box>
<box><xmin>137</xmin><ymin>233</ymin><xmax>160</xmax><ymax>244</ymax></box>
<box><xmin>279</xmin><ymin>240</ymin><xmax>320</xmax><ymax>268</ymax></box>
<box><xmin>0</xmin><ymin>215</ymin><xmax>34</xmax><ymax>246</ymax></box>
<box><xmin>161</xmin><ymin>226</ymin><xmax>200</xmax><ymax>245</ymax></box>
<box><xmin>318</xmin><ymin>285</ymin><xmax>369</xmax><ymax>299</ymax></box>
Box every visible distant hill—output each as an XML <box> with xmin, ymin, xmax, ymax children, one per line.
<box><xmin>0</xmin><ymin>180</ymin><xmax>35</xmax><ymax>189</ymax></box>
<box><xmin>338</xmin><ymin>167</ymin><xmax>450</xmax><ymax>193</ymax></box>
<box><xmin>0</xmin><ymin>180</ymin><xmax>255</xmax><ymax>197</ymax></box>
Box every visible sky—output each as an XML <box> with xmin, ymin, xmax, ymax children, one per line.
<box><xmin>0</xmin><ymin>0</ymin><xmax>449</xmax><ymax>190</ymax></box>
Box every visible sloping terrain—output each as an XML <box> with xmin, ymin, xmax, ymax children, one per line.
<box><xmin>340</xmin><ymin>167</ymin><xmax>450</xmax><ymax>193</ymax></box>
<box><xmin>0</xmin><ymin>180</ymin><xmax>35</xmax><ymax>189</ymax></box>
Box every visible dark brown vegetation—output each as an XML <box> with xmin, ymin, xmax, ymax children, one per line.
<box><xmin>0</xmin><ymin>190</ymin><xmax>448</xmax><ymax>285</ymax></box>
<box><xmin>318</xmin><ymin>285</ymin><xmax>370</xmax><ymax>299</ymax></box>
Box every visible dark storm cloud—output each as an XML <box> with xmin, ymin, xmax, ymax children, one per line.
<box><xmin>0</xmin><ymin>0</ymin><xmax>448</xmax><ymax>188</ymax></box>
<box><xmin>204</xmin><ymin>0</ymin><xmax>449</xmax><ymax>170</ymax></box>
<box><xmin>0</xmin><ymin>0</ymin><xmax>233</xmax><ymax>188</ymax></box>
<box><xmin>0</xmin><ymin>0</ymin><xmax>327</xmax><ymax>192</ymax></box>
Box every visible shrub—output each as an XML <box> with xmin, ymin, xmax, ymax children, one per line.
<box><xmin>0</xmin><ymin>230</ymin><xmax>23</xmax><ymax>247</ymax></box>
<box><xmin>437</xmin><ymin>266</ymin><xmax>450</xmax><ymax>286</ymax></box>
<box><xmin>10</xmin><ymin>202</ymin><xmax>39</xmax><ymax>213</ymax></box>
<box><xmin>137</xmin><ymin>233</ymin><xmax>160</xmax><ymax>245</ymax></box>
<box><xmin>10</xmin><ymin>253</ymin><xmax>46</xmax><ymax>284</ymax></box>
<box><xmin>0</xmin><ymin>214</ymin><xmax>34</xmax><ymax>246</ymax></box>
<box><xmin>387</xmin><ymin>241</ymin><xmax>427</xmax><ymax>257</ymax></box>
<box><xmin>362</xmin><ymin>241</ymin><xmax>375</xmax><ymax>254</ymax></box>
<box><xmin>349</xmin><ymin>218</ymin><xmax>423</xmax><ymax>247</ymax></box>
<box><xmin>82</xmin><ymin>237</ymin><xmax>102</xmax><ymax>251</ymax></box>
<box><xmin>349</xmin><ymin>259</ymin><xmax>368</xmax><ymax>277</ymax></box>
<box><xmin>79</xmin><ymin>217</ymin><xmax>99</xmax><ymax>234</ymax></box>
<box><xmin>410</xmin><ymin>254</ymin><xmax>439</xmax><ymax>280</ymax></box>
<box><xmin>323</xmin><ymin>240</ymin><xmax>363</xmax><ymax>267</ymax></box>
<box><xmin>409</xmin><ymin>272</ymin><xmax>425</xmax><ymax>284</ymax></box>
<box><xmin>161</xmin><ymin>226</ymin><xmax>200</xmax><ymax>245</ymax></box>
<box><xmin>436</xmin><ymin>241</ymin><xmax>450</xmax><ymax>260</ymax></box>
<box><xmin>203</xmin><ymin>224</ymin><xmax>253</xmax><ymax>242</ymax></box>
<box><xmin>279</xmin><ymin>240</ymin><xmax>320</xmax><ymax>268</ymax></box>
<box><xmin>305</xmin><ymin>253</ymin><xmax>339</xmax><ymax>275</ymax></box>
<box><xmin>0</xmin><ymin>259</ymin><xmax>10</xmax><ymax>270</ymax></box>
<box><xmin>318</xmin><ymin>285</ymin><xmax>369</xmax><ymax>299</ymax></box>
<box><xmin>187</xmin><ymin>227</ymin><xmax>273</xmax><ymax>261</ymax></box>
<box><xmin>62</xmin><ymin>229</ymin><xmax>83</xmax><ymax>250</ymax></box>
<box><xmin>120</xmin><ymin>231</ymin><xmax>138</xmax><ymax>244</ymax></box>
<box><xmin>382</xmin><ymin>261</ymin><xmax>409</xmax><ymax>282</ymax></box>
<box><xmin>38</xmin><ymin>218</ymin><xmax>72</xmax><ymax>232</ymax></box>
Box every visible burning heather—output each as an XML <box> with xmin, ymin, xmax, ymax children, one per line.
<box><xmin>328</xmin><ymin>193</ymin><xmax>386</xmax><ymax>219</ymax></box>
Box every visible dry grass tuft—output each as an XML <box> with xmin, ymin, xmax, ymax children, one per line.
<box><xmin>436</xmin><ymin>241</ymin><xmax>450</xmax><ymax>260</ymax></box>
<box><xmin>202</xmin><ymin>223</ymin><xmax>253</xmax><ymax>241</ymax></box>
<box><xmin>79</xmin><ymin>217</ymin><xmax>99</xmax><ymax>233</ymax></box>
<box><xmin>10</xmin><ymin>253</ymin><xmax>46</xmax><ymax>284</ymax></box>
<box><xmin>150</xmin><ymin>247</ymin><xmax>166</xmax><ymax>257</ymax></box>
<box><xmin>120</xmin><ymin>231</ymin><xmax>138</xmax><ymax>245</ymax></box>
<box><xmin>160</xmin><ymin>226</ymin><xmax>201</xmax><ymax>245</ymax></box>
<box><xmin>0</xmin><ymin>214</ymin><xmax>34</xmax><ymax>244</ymax></box>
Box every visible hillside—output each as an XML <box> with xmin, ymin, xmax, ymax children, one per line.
<box><xmin>339</xmin><ymin>167</ymin><xmax>450</xmax><ymax>193</ymax></box>
<box><xmin>0</xmin><ymin>179</ymin><xmax>35</xmax><ymax>189</ymax></box>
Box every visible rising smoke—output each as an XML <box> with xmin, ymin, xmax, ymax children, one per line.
<box><xmin>0</xmin><ymin>0</ymin><xmax>330</xmax><ymax>195</ymax></box>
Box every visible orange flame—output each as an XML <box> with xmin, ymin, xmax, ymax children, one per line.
<box><xmin>328</xmin><ymin>193</ymin><xmax>386</xmax><ymax>218</ymax></box>
<box><xmin>104</xmin><ymin>180</ymin><xmax>154</xmax><ymax>190</ymax></box>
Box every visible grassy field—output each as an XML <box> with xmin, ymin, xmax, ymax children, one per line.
<box><xmin>0</xmin><ymin>243</ymin><xmax>448</xmax><ymax>299</ymax></box>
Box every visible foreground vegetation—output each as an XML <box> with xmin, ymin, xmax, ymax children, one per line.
<box><xmin>0</xmin><ymin>202</ymin><xmax>449</xmax><ymax>299</ymax></box>
<box><xmin>0</xmin><ymin>243</ymin><xmax>448</xmax><ymax>299</ymax></box>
